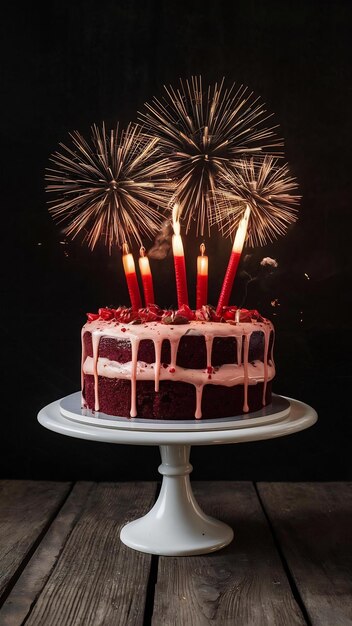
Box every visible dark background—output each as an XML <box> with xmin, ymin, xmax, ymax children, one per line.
<box><xmin>1</xmin><ymin>1</ymin><xmax>351</xmax><ymax>481</ymax></box>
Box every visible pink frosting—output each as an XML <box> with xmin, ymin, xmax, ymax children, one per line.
<box><xmin>81</xmin><ymin>315</ymin><xmax>275</xmax><ymax>419</ymax></box>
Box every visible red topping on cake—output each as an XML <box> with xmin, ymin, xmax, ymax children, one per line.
<box><xmin>86</xmin><ymin>313</ymin><xmax>99</xmax><ymax>322</ymax></box>
<box><xmin>222</xmin><ymin>306</ymin><xmax>238</xmax><ymax>320</ymax></box>
<box><xmin>175</xmin><ymin>304</ymin><xmax>195</xmax><ymax>320</ymax></box>
<box><xmin>98</xmin><ymin>307</ymin><xmax>115</xmax><ymax>321</ymax></box>
<box><xmin>85</xmin><ymin>305</ymin><xmax>266</xmax><ymax>325</ymax></box>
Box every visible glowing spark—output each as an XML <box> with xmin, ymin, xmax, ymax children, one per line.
<box><xmin>214</xmin><ymin>156</ymin><xmax>300</xmax><ymax>247</ymax></box>
<box><xmin>45</xmin><ymin>123</ymin><xmax>172</xmax><ymax>251</ymax></box>
<box><xmin>140</xmin><ymin>76</ymin><xmax>283</xmax><ymax>235</ymax></box>
<box><xmin>261</xmin><ymin>257</ymin><xmax>278</xmax><ymax>268</ymax></box>
<box><xmin>304</xmin><ymin>272</ymin><xmax>310</xmax><ymax>280</ymax></box>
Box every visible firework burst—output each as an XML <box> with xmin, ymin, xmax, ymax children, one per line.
<box><xmin>140</xmin><ymin>76</ymin><xmax>283</xmax><ymax>235</ymax></box>
<box><xmin>46</xmin><ymin>123</ymin><xmax>172</xmax><ymax>251</ymax></box>
<box><xmin>214</xmin><ymin>156</ymin><xmax>300</xmax><ymax>247</ymax></box>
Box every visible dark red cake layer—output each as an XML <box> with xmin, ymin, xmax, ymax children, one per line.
<box><xmin>83</xmin><ymin>374</ymin><xmax>272</xmax><ymax>420</ymax></box>
<box><xmin>83</xmin><ymin>331</ymin><xmax>273</xmax><ymax>368</ymax></box>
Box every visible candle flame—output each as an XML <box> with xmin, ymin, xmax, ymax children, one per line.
<box><xmin>232</xmin><ymin>205</ymin><xmax>251</xmax><ymax>254</ymax></box>
<box><xmin>200</xmin><ymin>243</ymin><xmax>206</xmax><ymax>256</ymax></box>
<box><xmin>197</xmin><ymin>254</ymin><xmax>208</xmax><ymax>276</ymax></box>
<box><xmin>122</xmin><ymin>242</ymin><xmax>137</xmax><ymax>274</ymax></box>
<box><xmin>172</xmin><ymin>203</ymin><xmax>181</xmax><ymax>236</ymax></box>
<box><xmin>139</xmin><ymin>249</ymin><xmax>152</xmax><ymax>278</ymax></box>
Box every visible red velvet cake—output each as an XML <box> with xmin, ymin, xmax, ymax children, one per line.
<box><xmin>81</xmin><ymin>304</ymin><xmax>275</xmax><ymax>420</ymax></box>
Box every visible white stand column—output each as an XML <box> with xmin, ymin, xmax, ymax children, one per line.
<box><xmin>120</xmin><ymin>444</ymin><xmax>234</xmax><ymax>556</ymax></box>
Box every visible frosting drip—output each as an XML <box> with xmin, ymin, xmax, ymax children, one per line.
<box><xmin>81</xmin><ymin>317</ymin><xmax>275</xmax><ymax>419</ymax></box>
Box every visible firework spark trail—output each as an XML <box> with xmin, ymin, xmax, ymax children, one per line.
<box><xmin>213</xmin><ymin>156</ymin><xmax>300</xmax><ymax>247</ymax></box>
<box><xmin>140</xmin><ymin>76</ymin><xmax>283</xmax><ymax>235</ymax></box>
<box><xmin>46</xmin><ymin>122</ymin><xmax>173</xmax><ymax>251</ymax></box>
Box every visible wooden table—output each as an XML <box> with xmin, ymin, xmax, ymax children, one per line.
<box><xmin>0</xmin><ymin>481</ymin><xmax>351</xmax><ymax>625</ymax></box>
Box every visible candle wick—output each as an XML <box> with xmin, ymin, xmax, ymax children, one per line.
<box><xmin>200</xmin><ymin>243</ymin><xmax>205</xmax><ymax>256</ymax></box>
<box><xmin>140</xmin><ymin>246</ymin><xmax>146</xmax><ymax>257</ymax></box>
<box><xmin>122</xmin><ymin>242</ymin><xmax>129</xmax><ymax>255</ymax></box>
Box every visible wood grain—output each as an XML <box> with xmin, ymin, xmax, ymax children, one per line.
<box><xmin>0</xmin><ymin>480</ymin><xmax>71</xmax><ymax>602</ymax></box>
<box><xmin>152</xmin><ymin>481</ymin><xmax>306</xmax><ymax>626</ymax></box>
<box><xmin>258</xmin><ymin>482</ymin><xmax>352</xmax><ymax>626</ymax></box>
<box><xmin>24</xmin><ymin>482</ymin><xmax>156</xmax><ymax>626</ymax></box>
<box><xmin>0</xmin><ymin>482</ymin><xmax>93</xmax><ymax>625</ymax></box>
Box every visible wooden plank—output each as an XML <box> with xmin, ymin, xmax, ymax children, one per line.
<box><xmin>0</xmin><ymin>482</ymin><xmax>94</xmax><ymax>626</ymax></box>
<box><xmin>0</xmin><ymin>480</ymin><xmax>71</xmax><ymax>601</ymax></box>
<box><xmin>258</xmin><ymin>482</ymin><xmax>352</xmax><ymax>626</ymax></box>
<box><xmin>24</xmin><ymin>482</ymin><xmax>156</xmax><ymax>626</ymax></box>
<box><xmin>152</xmin><ymin>481</ymin><xmax>306</xmax><ymax>626</ymax></box>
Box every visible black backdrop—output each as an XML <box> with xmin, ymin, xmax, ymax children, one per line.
<box><xmin>1</xmin><ymin>1</ymin><xmax>351</xmax><ymax>481</ymax></box>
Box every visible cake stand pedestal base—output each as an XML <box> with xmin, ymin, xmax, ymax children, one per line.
<box><xmin>120</xmin><ymin>445</ymin><xmax>233</xmax><ymax>556</ymax></box>
<box><xmin>38</xmin><ymin>393</ymin><xmax>318</xmax><ymax>557</ymax></box>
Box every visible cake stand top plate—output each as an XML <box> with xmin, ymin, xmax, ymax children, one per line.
<box><xmin>60</xmin><ymin>392</ymin><xmax>291</xmax><ymax>432</ymax></box>
<box><xmin>38</xmin><ymin>394</ymin><xmax>317</xmax><ymax>446</ymax></box>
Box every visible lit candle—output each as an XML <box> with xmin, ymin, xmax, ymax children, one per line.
<box><xmin>172</xmin><ymin>204</ymin><xmax>189</xmax><ymax>308</ymax></box>
<box><xmin>138</xmin><ymin>246</ymin><xmax>155</xmax><ymax>306</ymax></box>
<box><xmin>196</xmin><ymin>243</ymin><xmax>208</xmax><ymax>309</ymax></box>
<box><xmin>122</xmin><ymin>242</ymin><xmax>142</xmax><ymax>311</ymax></box>
<box><xmin>216</xmin><ymin>205</ymin><xmax>251</xmax><ymax>315</ymax></box>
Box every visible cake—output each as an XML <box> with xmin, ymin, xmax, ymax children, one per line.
<box><xmin>81</xmin><ymin>304</ymin><xmax>275</xmax><ymax>420</ymax></box>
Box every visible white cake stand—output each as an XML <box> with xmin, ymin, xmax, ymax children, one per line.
<box><xmin>38</xmin><ymin>393</ymin><xmax>317</xmax><ymax>556</ymax></box>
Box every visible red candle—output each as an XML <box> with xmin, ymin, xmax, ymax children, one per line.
<box><xmin>216</xmin><ymin>205</ymin><xmax>251</xmax><ymax>315</ymax></box>
<box><xmin>138</xmin><ymin>246</ymin><xmax>155</xmax><ymax>306</ymax></box>
<box><xmin>122</xmin><ymin>242</ymin><xmax>142</xmax><ymax>311</ymax></box>
<box><xmin>172</xmin><ymin>204</ymin><xmax>189</xmax><ymax>308</ymax></box>
<box><xmin>196</xmin><ymin>243</ymin><xmax>208</xmax><ymax>309</ymax></box>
